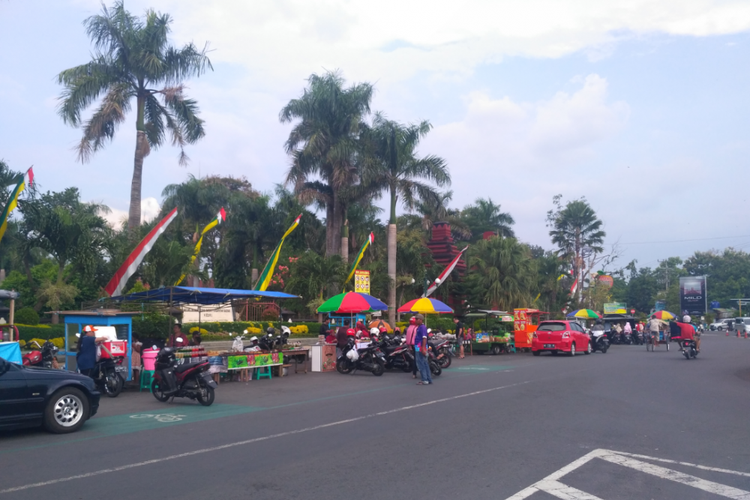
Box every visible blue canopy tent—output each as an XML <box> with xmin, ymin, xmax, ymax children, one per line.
<box><xmin>110</xmin><ymin>286</ymin><xmax>299</xmax><ymax>305</ymax></box>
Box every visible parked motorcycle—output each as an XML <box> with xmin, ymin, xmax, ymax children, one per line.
<box><xmin>630</xmin><ymin>330</ymin><xmax>643</xmax><ymax>345</ymax></box>
<box><xmin>22</xmin><ymin>340</ymin><xmax>59</xmax><ymax>368</ymax></box>
<box><xmin>336</xmin><ymin>337</ymin><xmax>386</xmax><ymax>376</ymax></box>
<box><xmin>91</xmin><ymin>354</ymin><xmax>126</xmax><ymax>398</ymax></box>
<box><xmin>427</xmin><ymin>333</ymin><xmax>453</xmax><ymax>369</ymax></box>
<box><xmin>152</xmin><ymin>344</ymin><xmax>217</xmax><ymax>405</ymax></box>
<box><xmin>376</xmin><ymin>335</ymin><xmax>415</xmax><ymax>372</ymax></box>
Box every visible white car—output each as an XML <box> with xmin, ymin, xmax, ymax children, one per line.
<box><xmin>710</xmin><ymin>319</ymin><xmax>733</xmax><ymax>331</ymax></box>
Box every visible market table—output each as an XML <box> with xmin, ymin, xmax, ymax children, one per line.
<box><xmin>282</xmin><ymin>347</ymin><xmax>309</xmax><ymax>374</ymax></box>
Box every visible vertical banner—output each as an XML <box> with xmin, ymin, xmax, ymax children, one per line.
<box><xmin>354</xmin><ymin>270</ymin><xmax>370</xmax><ymax>295</ymax></box>
<box><xmin>680</xmin><ymin>276</ymin><xmax>706</xmax><ymax>314</ymax></box>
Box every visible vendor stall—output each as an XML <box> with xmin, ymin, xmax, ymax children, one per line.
<box><xmin>467</xmin><ymin>310</ymin><xmax>515</xmax><ymax>355</ymax></box>
<box><xmin>514</xmin><ymin>308</ymin><xmax>548</xmax><ymax>351</ymax></box>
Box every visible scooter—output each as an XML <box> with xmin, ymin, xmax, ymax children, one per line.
<box><xmin>427</xmin><ymin>334</ymin><xmax>453</xmax><ymax>369</ymax></box>
<box><xmin>336</xmin><ymin>337</ymin><xmax>385</xmax><ymax>376</ymax></box>
<box><xmin>378</xmin><ymin>336</ymin><xmax>415</xmax><ymax>372</ymax></box>
<box><xmin>682</xmin><ymin>339</ymin><xmax>698</xmax><ymax>360</ymax></box>
<box><xmin>152</xmin><ymin>343</ymin><xmax>217</xmax><ymax>406</ymax></box>
<box><xmin>589</xmin><ymin>329</ymin><xmax>609</xmax><ymax>353</ymax></box>
<box><xmin>22</xmin><ymin>340</ymin><xmax>60</xmax><ymax>368</ymax></box>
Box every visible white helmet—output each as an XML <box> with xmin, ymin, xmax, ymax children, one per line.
<box><xmin>370</xmin><ymin>327</ymin><xmax>379</xmax><ymax>336</ymax></box>
<box><xmin>427</xmin><ymin>328</ymin><xmax>432</xmax><ymax>333</ymax></box>
<box><xmin>250</xmin><ymin>336</ymin><xmax>258</xmax><ymax>342</ymax></box>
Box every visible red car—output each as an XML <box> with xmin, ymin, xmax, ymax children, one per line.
<box><xmin>532</xmin><ymin>320</ymin><xmax>591</xmax><ymax>356</ymax></box>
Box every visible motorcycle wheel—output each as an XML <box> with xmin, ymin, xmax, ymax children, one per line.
<box><xmin>600</xmin><ymin>345</ymin><xmax>608</xmax><ymax>354</ymax></box>
<box><xmin>430</xmin><ymin>360</ymin><xmax>442</xmax><ymax>377</ymax></box>
<box><xmin>197</xmin><ymin>380</ymin><xmax>215</xmax><ymax>406</ymax></box>
<box><xmin>400</xmin><ymin>359</ymin><xmax>412</xmax><ymax>372</ymax></box>
<box><xmin>104</xmin><ymin>373</ymin><xmax>123</xmax><ymax>398</ymax></box>
<box><xmin>438</xmin><ymin>354</ymin><xmax>452</xmax><ymax>368</ymax></box>
<box><xmin>371</xmin><ymin>362</ymin><xmax>385</xmax><ymax>377</ymax></box>
<box><xmin>683</xmin><ymin>350</ymin><xmax>690</xmax><ymax>360</ymax></box>
<box><xmin>151</xmin><ymin>380</ymin><xmax>170</xmax><ymax>402</ymax></box>
<box><xmin>336</xmin><ymin>358</ymin><xmax>353</xmax><ymax>374</ymax></box>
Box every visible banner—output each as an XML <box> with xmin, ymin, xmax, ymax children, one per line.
<box><xmin>680</xmin><ymin>276</ymin><xmax>706</xmax><ymax>314</ymax></box>
<box><xmin>255</xmin><ymin>214</ymin><xmax>301</xmax><ymax>291</ymax></box>
<box><xmin>227</xmin><ymin>352</ymin><xmax>283</xmax><ymax>369</ymax></box>
<box><xmin>597</xmin><ymin>275</ymin><xmax>614</xmax><ymax>288</ymax></box>
<box><xmin>603</xmin><ymin>302</ymin><xmax>627</xmax><ymax>315</ymax></box>
<box><xmin>0</xmin><ymin>167</ymin><xmax>33</xmax><ymax>245</ymax></box>
<box><xmin>104</xmin><ymin>207</ymin><xmax>179</xmax><ymax>297</ymax></box>
<box><xmin>344</xmin><ymin>232</ymin><xmax>374</xmax><ymax>289</ymax></box>
<box><xmin>354</xmin><ymin>270</ymin><xmax>370</xmax><ymax>294</ymax></box>
<box><xmin>175</xmin><ymin>207</ymin><xmax>226</xmax><ymax>286</ymax></box>
<box><xmin>424</xmin><ymin>246</ymin><xmax>468</xmax><ymax>297</ymax></box>
<box><xmin>655</xmin><ymin>300</ymin><xmax>666</xmax><ymax>312</ymax></box>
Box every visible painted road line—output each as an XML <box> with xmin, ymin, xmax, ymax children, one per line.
<box><xmin>535</xmin><ymin>480</ymin><xmax>604</xmax><ymax>500</ymax></box>
<box><xmin>614</xmin><ymin>451</ymin><xmax>750</xmax><ymax>478</ymax></box>
<box><xmin>598</xmin><ymin>452</ymin><xmax>750</xmax><ymax>499</ymax></box>
<box><xmin>0</xmin><ymin>379</ymin><xmax>531</xmax><ymax>495</ymax></box>
<box><xmin>506</xmin><ymin>449</ymin><xmax>750</xmax><ymax>500</ymax></box>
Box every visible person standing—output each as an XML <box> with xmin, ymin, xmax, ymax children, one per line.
<box><xmin>168</xmin><ymin>323</ymin><xmax>187</xmax><ymax>348</ymax></box>
<box><xmin>453</xmin><ymin>316</ymin><xmax>465</xmax><ymax>359</ymax></box>
<box><xmin>319</xmin><ymin>317</ymin><xmax>331</xmax><ymax>339</ymax></box>
<box><xmin>76</xmin><ymin>325</ymin><xmax>104</xmax><ymax>378</ymax></box>
<box><xmin>404</xmin><ymin>316</ymin><xmax>418</xmax><ymax>379</ymax></box>
<box><xmin>336</xmin><ymin>319</ymin><xmax>351</xmax><ymax>358</ymax></box>
<box><xmin>414</xmin><ymin>314</ymin><xmax>433</xmax><ymax>386</ymax></box>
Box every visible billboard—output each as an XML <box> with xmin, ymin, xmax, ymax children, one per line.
<box><xmin>354</xmin><ymin>270</ymin><xmax>370</xmax><ymax>295</ymax></box>
<box><xmin>680</xmin><ymin>276</ymin><xmax>706</xmax><ymax>314</ymax></box>
<box><xmin>654</xmin><ymin>300</ymin><xmax>666</xmax><ymax>312</ymax></box>
<box><xmin>603</xmin><ymin>302</ymin><xmax>627</xmax><ymax>315</ymax></box>
<box><xmin>597</xmin><ymin>275</ymin><xmax>614</xmax><ymax>288</ymax></box>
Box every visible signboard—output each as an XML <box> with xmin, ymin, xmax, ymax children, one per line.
<box><xmin>597</xmin><ymin>275</ymin><xmax>614</xmax><ymax>288</ymax></box>
<box><xmin>354</xmin><ymin>270</ymin><xmax>370</xmax><ymax>295</ymax></box>
<box><xmin>603</xmin><ymin>302</ymin><xmax>627</xmax><ymax>315</ymax></box>
<box><xmin>680</xmin><ymin>276</ymin><xmax>707</xmax><ymax>314</ymax></box>
<box><xmin>710</xmin><ymin>301</ymin><xmax>720</xmax><ymax>310</ymax></box>
<box><xmin>655</xmin><ymin>300</ymin><xmax>666</xmax><ymax>312</ymax></box>
<box><xmin>182</xmin><ymin>303</ymin><xmax>234</xmax><ymax>323</ymax></box>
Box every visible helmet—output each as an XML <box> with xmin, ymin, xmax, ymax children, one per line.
<box><xmin>266</xmin><ymin>327</ymin><xmax>275</xmax><ymax>334</ymax></box>
<box><xmin>370</xmin><ymin>327</ymin><xmax>380</xmax><ymax>336</ymax></box>
<box><xmin>250</xmin><ymin>336</ymin><xmax>258</xmax><ymax>342</ymax></box>
<box><xmin>427</xmin><ymin>328</ymin><xmax>432</xmax><ymax>333</ymax></box>
<box><xmin>83</xmin><ymin>325</ymin><xmax>98</xmax><ymax>333</ymax></box>
<box><xmin>347</xmin><ymin>328</ymin><xmax>356</xmax><ymax>336</ymax></box>
<box><xmin>409</xmin><ymin>317</ymin><xmax>416</xmax><ymax>324</ymax></box>
<box><xmin>379</xmin><ymin>327</ymin><xmax>387</xmax><ymax>334</ymax></box>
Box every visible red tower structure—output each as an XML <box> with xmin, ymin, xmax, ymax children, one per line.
<box><xmin>426</xmin><ymin>222</ymin><xmax>467</xmax><ymax>309</ymax></box>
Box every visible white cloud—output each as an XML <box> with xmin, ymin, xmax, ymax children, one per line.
<box><xmin>99</xmin><ymin>197</ymin><xmax>160</xmax><ymax>228</ymax></box>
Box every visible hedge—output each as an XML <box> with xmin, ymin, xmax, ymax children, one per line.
<box><xmin>16</xmin><ymin>324</ymin><xmax>66</xmax><ymax>342</ymax></box>
<box><xmin>182</xmin><ymin>321</ymin><xmax>321</xmax><ymax>338</ymax></box>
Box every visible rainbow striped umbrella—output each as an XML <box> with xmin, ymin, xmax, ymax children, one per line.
<box><xmin>317</xmin><ymin>292</ymin><xmax>388</xmax><ymax>314</ymax></box>
<box><xmin>397</xmin><ymin>297</ymin><xmax>453</xmax><ymax>314</ymax></box>
<box><xmin>567</xmin><ymin>309</ymin><xmax>600</xmax><ymax>319</ymax></box>
<box><xmin>651</xmin><ymin>310</ymin><xmax>676</xmax><ymax>320</ymax></box>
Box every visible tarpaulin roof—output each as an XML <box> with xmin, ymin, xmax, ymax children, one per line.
<box><xmin>109</xmin><ymin>286</ymin><xmax>299</xmax><ymax>305</ymax></box>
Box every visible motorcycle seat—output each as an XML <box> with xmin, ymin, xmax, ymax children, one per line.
<box><xmin>175</xmin><ymin>361</ymin><xmax>204</xmax><ymax>373</ymax></box>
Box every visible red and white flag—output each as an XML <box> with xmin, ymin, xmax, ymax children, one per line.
<box><xmin>423</xmin><ymin>246</ymin><xmax>468</xmax><ymax>298</ymax></box>
<box><xmin>104</xmin><ymin>207</ymin><xmax>179</xmax><ymax>297</ymax></box>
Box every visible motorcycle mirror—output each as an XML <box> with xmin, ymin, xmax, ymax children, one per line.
<box><xmin>75</xmin><ymin>333</ymin><xmax>80</xmax><ymax>338</ymax></box>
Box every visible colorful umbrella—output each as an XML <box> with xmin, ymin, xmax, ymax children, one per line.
<box><xmin>566</xmin><ymin>309</ymin><xmax>600</xmax><ymax>319</ymax></box>
<box><xmin>651</xmin><ymin>310</ymin><xmax>676</xmax><ymax>320</ymax></box>
<box><xmin>397</xmin><ymin>297</ymin><xmax>453</xmax><ymax>314</ymax></box>
<box><xmin>368</xmin><ymin>319</ymin><xmax>393</xmax><ymax>333</ymax></box>
<box><xmin>317</xmin><ymin>292</ymin><xmax>388</xmax><ymax>314</ymax></box>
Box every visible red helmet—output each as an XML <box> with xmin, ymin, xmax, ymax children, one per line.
<box><xmin>409</xmin><ymin>317</ymin><xmax>416</xmax><ymax>324</ymax></box>
<box><xmin>379</xmin><ymin>327</ymin><xmax>387</xmax><ymax>334</ymax></box>
<box><xmin>346</xmin><ymin>328</ymin><xmax>356</xmax><ymax>336</ymax></box>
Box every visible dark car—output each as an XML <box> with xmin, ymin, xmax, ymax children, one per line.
<box><xmin>0</xmin><ymin>357</ymin><xmax>100</xmax><ymax>433</ymax></box>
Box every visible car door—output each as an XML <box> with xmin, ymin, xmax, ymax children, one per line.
<box><xmin>0</xmin><ymin>360</ymin><xmax>31</xmax><ymax>427</ymax></box>
<box><xmin>571</xmin><ymin>323</ymin><xmax>588</xmax><ymax>348</ymax></box>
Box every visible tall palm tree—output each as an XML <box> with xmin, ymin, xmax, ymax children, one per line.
<box><xmin>548</xmin><ymin>198</ymin><xmax>606</xmax><ymax>300</ymax></box>
<box><xmin>364</xmin><ymin>114</ymin><xmax>450</xmax><ymax>325</ymax></box>
<box><xmin>461</xmin><ymin>197</ymin><xmax>515</xmax><ymax>240</ymax></box>
<box><xmin>415</xmin><ymin>191</ymin><xmax>471</xmax><ymax>240</ymax></box>
<box><xmin>466</xmin><ymin>236</ymin><xmax>534</xmax><ymax>311</ymax></box>
<box><xmin>57</xmin><ymin>1</ymin><xmax>212</xmax><ymax>233</ymax></box>
<box><xmin>280</xmin><ymin>71</ymin><xmax>373</xmax><ymax>257</ymax></box>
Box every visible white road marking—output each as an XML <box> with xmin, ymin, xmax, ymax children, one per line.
<box><xmin>506</xmin><ymin>449</ymin><xmax>750</xmax><ymax>500</ymax></box>
<box><xmin>598</xmin><ymin>452</ymin><xmax>750</xmax><ymax>499</ymax></box>
<box><xmin>0</xmin><ymin>380</ymin><xmax>530</xmax><ymax>495</ymax></box>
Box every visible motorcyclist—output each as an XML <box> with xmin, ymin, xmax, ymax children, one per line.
<box><xmin>246</xmin><ymin>336</ymin><xmax>261</xmax><ymax>351</ymax></box>
<box><xmin>590</xmin><ymin>319</ymin><xmax>604</xmax><ymax>347</ymax></box>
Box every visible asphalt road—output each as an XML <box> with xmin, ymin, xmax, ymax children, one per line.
<box><xmin>2</xmin><ymin>334</ymin><xmax>750</xmax><ymax>499</ymax></box>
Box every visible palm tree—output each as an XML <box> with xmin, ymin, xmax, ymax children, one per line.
<box><xmin>364</xmin><ymin>114</ymin><xmax>450</xmax><ymax>325</ymax></box>
<box><xmin>466</xmin><ymin>236</ymin><xmax>534</xmax><ymax>311</ymax></box>
<box><xmin>547</xmin><ymin>198</ymin><xmax>606</xmax><ymax>300</ymax></box>
<box><xmin>57</xmin><ymin>1</ymin><xmax>212</xmax><ymax>233</ymax></box>
<box><xmin>415</xmin><ymin>191</ymin><xmax>471</xmax><ymax>240</ymax></box>
<box><xmin>461</xmin><ymin>198</ymin><xmax>515</xmax><ymax>240</ymax></box>
<box><xmin>280</xmin><ymin>71</ymin><xmax>373</xmax><ymax>257</ymax></box>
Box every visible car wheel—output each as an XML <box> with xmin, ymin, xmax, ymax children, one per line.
<box><xmin>569</xmin><ymin>343</ymin><xmax>576</xmax><ymax>357</ymax></box>
<box><xmin>44</xmin><ymin>387</ymin><xmax>89</xmax><ymax>434</ymax></box>
<box><xmin>532</xmin><ymin>350</ymin><xmax>540</xmax><ymax>356</ymax></box>
<box><xmin>585</xmin><ymin>342</ymin><xmax>592</xmax><ymax>355</ymax></box>
<box><xmin>718</xmin><ymin>326</ymin><xmax>723</xmax><ymax>331</ymax></box>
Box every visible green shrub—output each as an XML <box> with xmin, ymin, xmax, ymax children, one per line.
<box><xmin>14</xmin><ymin>307</ymin><xmax>40</xmax><ymax>325</ymax></box>
<box><xmin>181</xmin><ymin>321</ymin><xmax>321</xmax><ymax>338</ymax></box>
<box><xmin>16</xmin><ymin>324</ymin><xmax>66</xmax><ymax>342</ymax></box>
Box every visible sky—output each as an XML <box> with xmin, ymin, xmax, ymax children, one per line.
<box><xmin>1</xmin><ymin>0</ymin><xmax>750</xmax><ymax>272</ymax></box>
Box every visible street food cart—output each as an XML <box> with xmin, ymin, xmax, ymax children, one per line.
<box><xmin>513</xmin><ymin>308</ymin><xmax>548</xmax><ymax>351</ymax></box>
<box><xmin>467</xmin><ymin>310</ymin><xmax>515</xmax><ymax>355</ymax></box>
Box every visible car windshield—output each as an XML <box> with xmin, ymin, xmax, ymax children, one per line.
<box><xmin>537</xmin><ymin>322</ymin><xmax>567</xmax><ymax>332</ymax></box>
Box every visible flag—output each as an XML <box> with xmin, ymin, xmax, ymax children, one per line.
<box><xmin>175</xmin><ymin>208</ymin><xmax>227</xmax><ymax>286</ymax></box>
<box><xmin>0</xmin><ymin>167</ymin><xmax>33</xmax><ymax>245</ymax></box>
<box><xmin>423</xmin><ymin>246</ymin><xmax>468</xmax><ymax>297</ymax></box>
<box><xmin>343</xmin><ymin>232</ymin><xmax>374</xmax><ymax>289</ymax></box>
<box><xmin>254</xmin><ymin>214</ymin><xmax>301</xmax><ymax>291</ymax></box>
<box><xmin>570</xmin><ymin>278</ymin><xmax>579</xmax><ymax>295</ymax></box>
<box><xmin>104</xmin><ymin>207</ymin><xmax>179</xmax><ymax>296</ymax></box>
